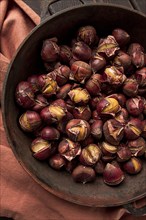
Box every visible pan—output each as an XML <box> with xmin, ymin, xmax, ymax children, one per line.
<box><xmin>2</xmin><ymin>1</ymin><xmax>146</xmax><ymax>216</ymax></box>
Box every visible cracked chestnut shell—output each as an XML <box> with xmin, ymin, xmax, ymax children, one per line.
<box><xmin>123</xmin><ymin>157</ymin><xmax>142</xmax><ymax>174</ymax></box>
<box><xmin>71</xmin><ymin>61</ymin><xmax>92</xmax><ymax>83</ymax></box>
<box><xmin>72</xmin><ymin>41</ymin><xmax>91</xmax><ymax>61</ymax></box>
<box><xmin>73</xmin><ymin>106</ymin><xmax>91</xmax><ymax>121</ymax></box>
<box><xmin>122</xmin><ymin>77</ymin><xmax>139</xmax><ymax>97</ymax></box>
<box><xmin>96</xmin><ymin>97</ymin><xmax>121</xmax><ymax>117</ymax></box>
<box><xmin>103</xmin><ymin>163</ymin><xmax>125</xmax><ymax>186</ymax></box>
<box><xmin>85</xmin><ymin>74</ymin><xmax>101</xmax><ymax>96</ymax></box>
<box><xmin>19</xmin><ymin>110</ymin><xmax>42</xmax><ymax>132</ymax></box>
<box><xmin>31</xmin><ymin>137</ymin><xmax>55</xmax><ymax>160</ymax></box>
<box><xmin>79</xmin><ymin>144</ymin><xmax>101</xmax><ymax>166</ymax></box>
<box><xmin>72</xmin><ymin>165</ymin><xmax>96</xmax><ymax>183</ymax></box>
<box><xmin>99</xmin><ymin>141</ymin><xmax>118</xmax><ymax>156</ymax></box>
<box><xmin>58</xmin><ymin>138</ymin><xmax>81</xmax><ymax>161</ymax></box>
<box><xmin>77</xmin><ymin>25</ymin><xmax>97</xmax><ymax>45</ymax></box>
<box><xmin>15</xmin><ymin>81</ymin><xmax>35</xmax><ymax>109</ymax></box>
<box><xmin>90</xmin><ymin>120</ymin><xmax>103</xmax><ymax>139</ymax></box>
<box><xmin>126</xmin><ymin>97</ymin><xmax>144</xmax><ymax>116</ymax></box>
<box><xmin>103</xmin><ymin>119</ymin><xmax>124</xmax><ymax>145</ymax></box>
<box><xmin>66</xmin><ymin>119</ymin><xmax>90</xmax><ymax>142</ymax></box>
<box><xmin>117</xmin><ymin>144</ymin><xmax>131</xmax><ymax>162</ymax></box>
<box><xmin>127</xmin><ymin>137</ymin><xmax>146</xmax><ymax>157</ymax></box>
<box><xmin>124</xmin><ymin>118</ymin><xmax>142</xmax><ymax>140</ymax></box>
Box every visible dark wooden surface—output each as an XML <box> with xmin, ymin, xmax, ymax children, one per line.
<box><xmin>1</xmin><ymin>1</ymin><xmax>145</xmax><ymax>219</ymax></box>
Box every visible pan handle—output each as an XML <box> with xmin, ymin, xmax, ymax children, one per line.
<box><xmin>40</xmin><ymin>0</ymin><xmax>140</xmax><ymax>21</ymax></box>
<box><xmin>124</xmin><ymin>202</ymin><xmax>146</xmax><ymax>216</ymax></box>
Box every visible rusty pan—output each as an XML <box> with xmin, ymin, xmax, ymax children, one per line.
<box><xmin>2</xmin><ymin>2</ymin><xmax>146</xmax><ymax>216</ymax></box>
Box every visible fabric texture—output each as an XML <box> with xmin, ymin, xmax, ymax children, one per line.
<box><xmin>0</xmin><ymin>0</ymin><xmax>146</xmax><ymax>219</ymax></box>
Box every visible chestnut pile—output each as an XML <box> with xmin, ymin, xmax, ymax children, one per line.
<box><xmin>15</xmin><ymin>25</ymin><xmax>146</xmax><ymax>186</ymax></box>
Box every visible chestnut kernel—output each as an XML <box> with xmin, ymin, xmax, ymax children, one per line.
<box><xmin>127</xmin><ymin>137</ymin><xmax>146</xmax><ymax>157</ymax></box>
<box><xmin>68</xmin><ymin>88</ymin><xmax>90</xmax><ymax>105</ymax></box>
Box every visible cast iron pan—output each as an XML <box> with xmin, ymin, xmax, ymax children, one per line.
<box><xmin>2</xmin><ymin>0</ymin><xmax>146</xmax><ymax>216</ymax></box>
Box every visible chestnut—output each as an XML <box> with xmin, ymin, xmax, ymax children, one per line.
<box><xmin>40</xmin><ymin>126</ymin><xmax>60</xmax><ymax>141</ymax></box>
<box><xmin>90</xmin><ymin>120</ymin><xmax>103</xmax><ymax>139</ymax></box>
<box><xmin>41</xmin><ymin>38</ymin><xmax>60</xmax><ymax>62</ymax></box>
<box><xmin>40</xmin><ymin>75</ymin><xmax>58</xmax><ymax>98</ymax></box>
<box><xmin>124</xmin><ymin>118</ymin><xmax>142</xmax><ymax>140</ymax></box>
<box><xmin>103</xmin><ymin>119</ymin><xmax>124</xmax><ymax>145</ymax></box>
<box><xmin>117</xmin><ymin>144</ymin><xmax>131</xmax><ymax>162</ymax></box>
<box><xmin>27</xmin><ymin>74</ymin><xmax>40</xmax><ymax>93</ymax></box>
<box><xmin>73</xmin><ymin>106</ymin><xmax>91</xmax><ymax>121</ymax></box>
<box><xmin>126</xmin><ymin>97</ymin><xmax>144</xmax><ymax>116</ymax></box>
<box><xmin>15</xmin><ymin>81</ymin><xmax>35</xmax><ymax>109</ymax></box>
<box><xmin>103</xmin><ymin>66</ymin><xmax>126</xmax><ymax>86</ymax></box>
<box><xmin>72</xmin><ymin>165</ymin><xmax>96</xmax><ymax>183</ymax></box>
<box><xmin>72</xmin><ymin>41</ymin><xmax>91</xmax><ymax>61</ymax></box>
<box><xmin>107</xmin><ymin>93</ymin><xmax>126</xmax><ymax>107</ymax></box>
<box><xmin>48</xmin><ymin>154</ymin><xmax>66</xmax><ymax>170</ymax></box>
<box><xmin>48</xmin><ymin>65</ymin><xmax>71</xmax><ymax>86</ymax></box>
<box><xmin>99</xmin><ymin>141</ymin><xmax>118</xmax><ymax>156</ymax></box>
<box><xmin>96</xmin><ymin>97</ymin><xmax>121</xmax><ymax>117</ymax></box>
<box><xmin>79</xmin><ymin>144</ymin><xmax>101</xmax><ymax>166</ymax></box>
<box><xmin>97</xmin><ymin>35</ymin><xmax>119</xmax><ymax>58</ymax></box>
<box><xmin>31</xmin><ymin>137</ymin><xmax>55</xmax><ymax>160</ymax></box>
<box><xmin>58</xmin><ymin>138</ymin><xmax>81</xmax><ymax>161</ymax></box>
<box><xmin>66</xmin><ymin>119</ymin><xmax>90</xmax><ymax>142</ymax></box>
<box><xmin>77</xmin><ymin>25</ymin><xmax>97</xmax><ymax>45</ymax></box>
<box><xmin>127</xmin><ymin>137</ymin><xmax>146</xmax><ymax>157</ymax></box>
<box><xmin>112</xmin><ymin>28</ymin><xmax>130</xmax><ymax>47</ymax></box>
<box><xmin>113</xmin><ymin>50</ymin><xmax>131</xmax><ymax>70</ymax></box>
<box><xmin>71</xmin><ymin>61</ymin><xmax>92</xmax><ymax>83</ymax></box>
<box><xmin>135</xmin><ymin>67</ymin><xmax>146</xmax><ymax>88</ymax></box>
<box><xmin>141</xmin><ymin>120</ymin><xmax>146</xmax><ymax>138</ymax></box>
<box><xmin>68</xmin><ymin>88</ymin><xmax>90</xmax><ymax>105</ymax></box>
<box><xmin>85</xmin><ymin>74</ymin><xmax>101</xmax><ymax>96</ymax></box>
<box><xmin>59</xmin><ymin>45</ymin><xmax>72</xmax><ymax>63</ymax></box>
<box><xmin>122</xmin><ymin>77</ymin><xmax>139</xmax><ymax>97</ymax></box>
<box><xmin>19</xmin><ymin>110</ymin><xmax>42</xmax><ymax>132</ymax></box>
<box><xmin>80</xmin><ymin>135</ymin><xmax>94</xmax><ymax>148</ymax></box>
<box><xmin>56</xmin><ymin>83</ymin><xmax>72</xmax><ymax>99</ymax></box>
<box><xmin>123</xmin><ymin>157</ymin><xmax>142</xmax><ymax>174</ymax></box>
<box><xmin>65</xmin><ymin>159</ymin><xmax>78</xmax><ymax>173</ymax></box>
<box><xmin>32</xmin><ymin>94</ymin><xmax>49</xmax><ymax>112</ymax></box>
<box><xmin>94</xmin><ymin>160</ymin><xmax>105</xmax><ymax>175</ymax></box>
<box><xmin>103</xmin><ymin>163</ymin><xmax>125</xmax><ymax>186</ymax></box>
<box><xmin>90</xmin><ymin>53</ymin><xmax>106</xmax><ymax>72</ymax></box>
<box><xmin>115</xmin><ymin>108</ymin><xmax>129</xmax><ymax>125</ymax></box>
<box><xmin>40</xmin><ymin>104</ymin><xmax>67</xmax><ymax>125</ymax></box>
<box><xmin>57</xmin><ymin>112</ymin><xmax>74</xmax><ymax>134</ymax></box>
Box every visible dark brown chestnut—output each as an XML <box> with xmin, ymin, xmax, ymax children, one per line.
<box><xmin>58</xmin><ymin>138</ymin><xmax>81</xmax><ymax>161</ymax></box>
<box><xmin>48</xmin><ymin>154</ymin><xmax>66</xmax><ymax>170</ymax></box>
<box><xmin>40</xmin><ymin>126</ymin><xmax>60</xmax><ymax>141</ymax></box>
<box><xmin>85</xmin><ymin>74</ymin><xmax>101</xmax><ymax>96</ymax></box>
<box><xmin>73</xmin><ymin>106</ymin><xmax>91</xmax><ymax>121</ymax></box>
<box><xmin>122</xmin><ymin>77</ymin><xmax>139</xmax><ymax>97</ymax></box>
<box><xmin>115</xmin><ymin>108</ymin><xmax>129</xmax><ymax>125</ymax></box>
<box><xmin>141</xmin><ymin>120</ymin><xmax>146</xmax><ymax>138</ymax></box>
<box><xmin>117</xmin><ymin>144</ymin><xmax>131</xmax><ymax>162</ymax></box>
<box><xmin>107</xmin><ymin>93</ymin><xmax>126</xmax><ymax>107</ymax></box>
<box><xmin>90</xmin><ymin>120</ymin><xmax>103</xmax><ymax>139</ymax></box>
<box><xmin>77</xmin><ymin>25</ymin><xmax>97</xmax><ymax>45</ymax></box>
<box><xmin>124</xmin><ymin>118</ymin><xmax>142</xmax><ymax>140</ymax></box>
<box><xmin>99</xmin><ymin>141</ymin><xmax>118</xmax><ymax>156</ymax></box>
<box><xmin>135</xmin><ymin>67</ymin><xmax>146</xmax><ymax>88</ymax></box>
<box><xmin>15</xmin><ymin>81</ymin><xmax>35</xmax><ymax>109</ymax></box>
<box><xmin>66</xmin><ymin>119</ymin><xmax>90</xmax><ymax>142</ymax></box>
<box><xmin>32</xmin><ymin>94</ymin><xmax>49</xmax><ymax>112</ymax></box>
<box><xmin>103</xmin><ymin>119</ymin><xmax>124</xmax><ymax>145</ymax></box>
<box><xmin>113</xmin><ymin>50</ymin><xmax>131</xmax><ymax>70</ymax></box>
<box><xmin>72</xmin><ymin>165</ymin><xmax>96</xmax><ymax>183</ymax></box>
<box><xmin>59</xmin><ymin>45</ymin><xmax>72</xmax><ymax>63</ymax></box>
<box><xmin>72</xmin><ymin>41</ymin><xmax>91</xmax><ymax>61</ymax></box>
<box><xmin>123</xmin><ymin>157</ymin><xmax>142</xmax><ymax>174</ymax></box>
<box><xmin>127</xmin><ymin>137</ymin><xmax>146</xmax><ymax>157</ymax></box>
<box><xmin>94</xmin><ymin>160</ymin><xmax>105</xmax><ymax>175</ymax></box>
<box><xmin>19</xmin><ymin>110</ymin><xmax>42</xmax><ymax>132</ymax></box>
<box><xmin>112</xmin><ymin>28</ymin><xmax>130</xmax><ymax>47</ymax></box>
<box><xmin>56</xmin><ymin>84</ymin><xmax>72</xmax><ymax>99</ymax></box>
<box><xmin>79</xmin><ymin>144</ymin><xmax>101</xmax><ymax>166</ymax></box>
<box><xmin>31</xmin><ymin>137</ymin><xmax>55</xmax><ymax>160</ymax></box>
<box><xmin>126</xmin><ymin>97</ymin><xmax>144</xmax><ymax>116</ymax></box>
<box><xmin>103</xmin><ymin>163</ymin><xmax>125</xmax><ymax>186</ymax></box>
<box><xmin>41</xmin><ymin>38</ymin><xmax>60</xmax><ymax>62</ymax></box>
<box><xmin>71</xmin><ymin>61</ymin><xmax>92</xmax><ymax>83</ymax></box>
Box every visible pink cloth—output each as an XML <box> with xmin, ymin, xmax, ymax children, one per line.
<box><xmin>0</xmin><ymin>0</ymin><xmax>146</xmax><ymax>219</ymax></box>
